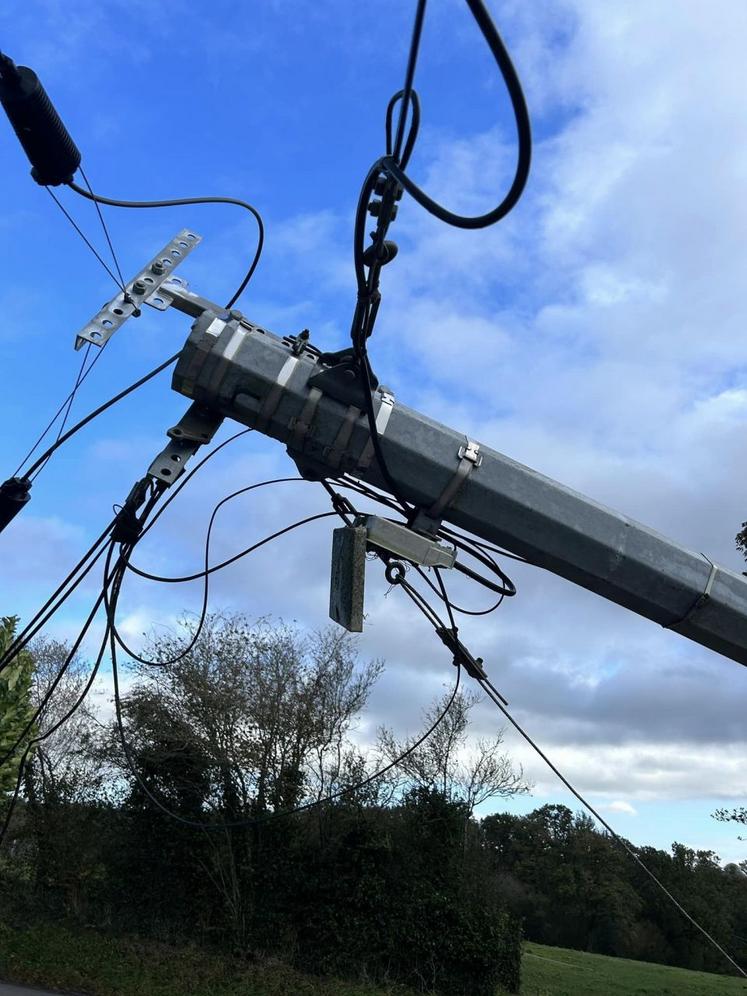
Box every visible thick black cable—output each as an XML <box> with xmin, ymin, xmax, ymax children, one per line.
<box><xmin>384</xmin><ymin>0</ymin><xmax>531</xmax><ymax>230</ymax></box>
<box><xmin>414</xmin><ymin>563</ymin><xmax>503</xmax><ymax>617</ymax></box>
<box><xmin>22</xmin><ymin>351</ymin><xmax>179</xmax><ymax>481</ymax></box>
<box><xmin>386</xmin><ymin>89</ymin><xmax>421</xmax><ymax>171</ymax></box>
<box><xmin>391</xmin><ymin>0</ymin><xmax>427</xmax><ymax>164</ymax></box>
<box><xmin>67</xmin><ymin>182</ymin><xmax>265</xmax><ymax>309</ymax></box>
<box><xmin>126</xmin><ymin>508</ymin><xmax>336</xmax><ymax>586</ymax></box>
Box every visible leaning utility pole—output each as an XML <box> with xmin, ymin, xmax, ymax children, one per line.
<box><xmin>123</xmin><ymin>276</ymin><xmax>747</xmax><ymax>668</ymax></box>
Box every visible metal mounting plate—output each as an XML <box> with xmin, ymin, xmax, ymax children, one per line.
<box><xmin>74</xmin><ymin>229</ymin><xmax>202</xmax><ymax>350</ymax></box>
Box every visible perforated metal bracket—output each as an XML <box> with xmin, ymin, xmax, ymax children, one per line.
<box><xmin>147</xmin><ymin>402</ymin><xmax>223</xmax><ymax>486</ymax></box>
<box><xmin>74</xmin><ymin>229</ymin><xmax>202</xmax><ymax>350</ymax></box>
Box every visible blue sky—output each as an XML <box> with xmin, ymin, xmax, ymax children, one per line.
<box><xmin>1</xmin><ymin>0</ymin><xmax>747</xmax><ymax>866</ymax></box>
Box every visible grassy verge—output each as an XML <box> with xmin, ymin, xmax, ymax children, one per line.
<box><xmin>0</xmin><ymin>921</ymin><xmax>416</xmax><ymax>996</ymax></box>
<box><xmin>517</xmin><ymin>941</ymin><xmax>747</xmax><ymax>996</ymax></box>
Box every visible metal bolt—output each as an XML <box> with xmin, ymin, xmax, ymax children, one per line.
<box><xmin>132</xmin><ymin>280</ymin><xmax>147</xmax><ymax>295</ymax></box>
<box><xmin>151</xmin><ymin>261</ymin><xmax>165</xmax><ymax>275</ymax></box>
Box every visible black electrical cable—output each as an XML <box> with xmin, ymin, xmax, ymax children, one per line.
<box><xmin>391</xmin><ymin>0</ymin><xmax>427</xmax><ymax>164</ymax></box>
<box><xmin>29</xmin><ymin>345</ymin><xmax>94</xmax><ymax>482</ymax></box>
<box><xmin>414</xmin><ymin>563</ymin><xmax>504</xmax><ymax>617</ymax></box>
<box><xmin>67</xmin><ymin>181</ymin><xmax>265</xmax><ymax>310</ymax></box>
<box><xmin>384</xmin><ymin>0</ymin><xmax>531</xmax><ymax>230</ymax></box>
<box><xmin>126</xmin><ymin>507</ymin><xmax>336</xmax><ymax>586</ymax></box>
<box><xmin>345</xmin><ymin>0</ymin><xmax>532</xmax><ymax>519</ymax></box>
<box><xmin>136</xmin><ymin>428</ymin><xmax>253</xmax><ymax>543</ymax></box>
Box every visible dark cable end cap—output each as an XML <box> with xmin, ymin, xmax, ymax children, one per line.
<box><xmin>0</xmin><ymin>51</ymin><xmax>21</xmax><ymax>86</ymax></box>
<box><xmin>0</xmin><ymin>476</ymin><xmax>31</xmax><ymax>533</ymax></box>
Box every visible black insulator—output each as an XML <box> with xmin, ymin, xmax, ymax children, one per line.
<box><xmin>0</xmin><ymin>56</ymin><xmax>81</xmax><ymax>186</ymax></box>
<box><xmin>0</xmin><ymin>477</ymin><xmax>31</xmax><ymax>534</ymax></box>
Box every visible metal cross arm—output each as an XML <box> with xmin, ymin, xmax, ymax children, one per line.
<box><xmin>161</xmin><ymin>288</ymin><xmax>747</xmax><ymax>668</ymax></box>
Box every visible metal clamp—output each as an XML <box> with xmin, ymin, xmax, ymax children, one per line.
<box><xmin>412</xmin><ymin>437</ymin><xmax>482</xmax><ymax>536</ymax></box>
<box><xmin>74</xmin><ymin>230</ymin><xmax>202</xmax><ymax>350</ymax></box>
<box><xmin>664</xmin><ymin>555</ymin><xmax>718</xmax><ymax>633</ymax></box>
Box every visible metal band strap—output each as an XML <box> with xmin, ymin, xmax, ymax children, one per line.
<box><xmin>288</xmin><ymin>386</ymin><xmax>323</xmax><ymax>451</ymax></box>
<box><xmin>209</xmin><ymin>323</ymin><xmax>246</xmax><ymax>394</ymax></box>
<box><xmin>428</xmin><ymin>438</ymin><xmax>482</xmax><ymax>521</ymax></box>
<box><xmin>665</xmin><ymin>555</ymin><xmax>718</xmax><ymax>632</ymax></box>
<box><xmin>357</xmin><ymin>390</ymin><xmax>395</xmax><ymax>471</ymax></box>
<box><xmin>326</xmin><ymin>405</ymin><xmax>362</xmax><ymax>469</ymax></box>
<box><xmin>181</xmin><ymin>315</ymin><xmax>227</xmax><ymax>397</ymax></box>
<box><xmin>254</xmin><ymin>354</ymin><xmax>299</xmax><ymax>432</ymax></box>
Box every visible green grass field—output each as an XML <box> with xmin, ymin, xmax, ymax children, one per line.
<box><xmin>2</xmin><ymin>921</ymin><xmax>746</xmax><ymax>995</ymax></box>
<box><xmin>517</xmin><ymin>941</ymin><xmax>747</xmax><ymax>996</ymax></box>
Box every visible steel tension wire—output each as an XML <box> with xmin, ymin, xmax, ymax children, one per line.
<box><xmin>388</xmin><ymin>559</ymin><xmax>746</xmax><ymax>981</ymax></box>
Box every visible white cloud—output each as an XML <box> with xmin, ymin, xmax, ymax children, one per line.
<box><xmin>606</xmin><ymin>800</ymin><xmax>638</xmax><ymax>815</ymax></box>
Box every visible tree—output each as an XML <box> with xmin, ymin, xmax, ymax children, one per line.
<box><xmin>0</xmin><ymin>616</ymin><xmax>35</xmax><ymax>798</ymax></box>
<box><xmin>376</xmin><ymin>688</ymin><xmax>529</xmax><ymax>814</ymax></box>
<box><xmin>103</xmin><ymin>613</ymin><xmax>383</xmax><ymax>946</ymax></box>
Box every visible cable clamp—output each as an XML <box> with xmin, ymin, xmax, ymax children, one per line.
<box><xmin>434</xmin><ymin>626</ymin><xmax>492</xmax><ymax>685</ymax></box>
<box><xmin>664</xmin><ymin>554</ymin><xmax>718</xmax><ymax>633</ymax></box>
<box><xmin>112</xmin><ymin>477</ymin><xmax>151</xmax><ymax>544</ymax></box>
<box><xmin>411</xmin><ymin>437</ymin><xmax>482</xmax><ymax>537</ymax></box>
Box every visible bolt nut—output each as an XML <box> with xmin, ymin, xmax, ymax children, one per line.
<box><xmin>151</xmin><ymin>261</ymin><xmax>165</xmax><ymax>275</ymax></box>
<box><xmin>368</xmin><ymin>199</ymin><xmax>382</xmax><ymax>217</ymax></box>
<box><xmin>132</xmin><ymin>280</ymin><xmax>147</xmax><ymax>295</ymax></box>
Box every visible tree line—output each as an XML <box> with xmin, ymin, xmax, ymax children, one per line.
<box><xmin>1</xmin><ymin>613</ymin><xmax>745</xmax><ymax>994</ymax></box>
